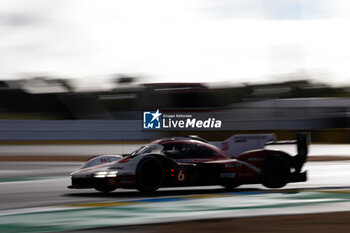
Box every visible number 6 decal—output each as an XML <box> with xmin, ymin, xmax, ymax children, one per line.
<box><xmin>178</xmin><ymin>170</ymin><xmax>185</xmax><ymax>181</ymax></box>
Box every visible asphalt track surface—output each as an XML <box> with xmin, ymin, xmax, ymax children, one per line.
<box><xmin>3</xmin><ymin>159</ymin><xmax>350</xmax><ymax>233</ymax></box>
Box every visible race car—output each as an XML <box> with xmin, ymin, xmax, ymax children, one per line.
<box><xmin>68</xmin><ymin>133</ymin><xmax>308</xmax><ymax>194</ymax></box>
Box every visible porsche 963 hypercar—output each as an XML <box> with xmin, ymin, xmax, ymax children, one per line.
<box><xmin>68</xmin><ymin>133</ymin><xmax>308</xmax><ymax>194</ymax></box>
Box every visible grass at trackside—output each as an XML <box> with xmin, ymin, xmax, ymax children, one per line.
<box><xmin>0</xmin><ymin>176</ymin><xmax>65</xmax><ymax>183</ymax></box>
<box><xmin>0</xmin><ymin>140</ymin><xmax>148</xmax><ymax>145</ymax></box>
<box><xmin>1</xmin><ymin>190</ymin><xmax>350</xmax><ymax>233</ymax></box>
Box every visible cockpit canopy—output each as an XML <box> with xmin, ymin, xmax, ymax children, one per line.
<box><xmin>130</xmin><ymin>144</ymin><xmax>164</xmax><ymax>156</ymax></box>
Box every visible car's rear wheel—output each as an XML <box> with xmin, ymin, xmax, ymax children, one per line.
<box><xmin>263</xmin><ymin>155</ymin><xmax>291</xmax><ymax>188</ymax></box>
<box><xmin>222</xmin><ymin>182</ymin><xmax>240</xmax><ymax>191</ymax></box>
<box><xmin>94</xmin><ymin>186</ymin><xmax>117</xmax><ymax>193</ymax></box>
<box><xmin>136</xmin><ymin>156</ymin><xmax>165</xmax><ymax>194</ymax></box>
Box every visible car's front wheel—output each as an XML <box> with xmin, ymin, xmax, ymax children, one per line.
<box><xmin>136</xmin><ymin>156</ymin><xmax>165</xmax><ymax>194</ymax></box>
<box><xmin>94</xmin><ymin>186</ymin><xmax>117</xmax><ymax>193</ymax></box>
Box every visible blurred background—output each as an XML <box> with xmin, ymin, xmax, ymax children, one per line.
<box><xmin>1</xmin><ymin>0</ymin><xmax>350</xmax><ymax>144</ymax></box>
<box><xmin>1</xmin><ymin>76</ymin><xmax>350</xmax><ymax>143</ymax></box>
<box><xmin>3</xmin><ymin>1</ymin><xmax>350</xmax><ymax>233</ymax></box>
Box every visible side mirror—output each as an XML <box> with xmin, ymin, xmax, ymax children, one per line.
<box><xmin>164</xmin><ymin>150</ymin><xmax>180</xmax><ymax>156</ymax></box>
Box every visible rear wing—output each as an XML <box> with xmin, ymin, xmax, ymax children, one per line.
<box><xmin>210</xmin><ymin>132</ymin><xmax>309</xmax><ymax>170</ymax></box>
<box><xmin>210</xmin><ymin>134</ymin><xmax>275</xmax><ymax>158</ymax></box>
<box><xmin>266</xmin><ymin>132</ymin><xmax>309</xmax><ymax>172</ymax></box>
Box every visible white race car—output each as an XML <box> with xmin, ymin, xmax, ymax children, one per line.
<box><xmin>68</xmin><ymin>133</ymin><xmax>308</xmax><ymax>194</ymax></box>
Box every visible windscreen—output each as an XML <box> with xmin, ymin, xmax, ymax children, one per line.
<box><xmin>130</xmin><ymin>144</ymin><xmax>164</xmax><ymax>156</ymax></box>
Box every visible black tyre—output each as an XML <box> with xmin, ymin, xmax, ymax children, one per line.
<box><xmin>136</xmin><ymin>156</ymin><xmax>165</xmax><ymax>194</ymax></box>
<box><xmin>222</xmin><ymin>182</ymin><xmax>240</xmax><ymax>191</ymax></box>
<box><xmin>263</xmin><ymin>155</ymin><xmax>291</xmax><ymax>188</ymax></box>
<box><xmin>94</xmin><ymin>186</ymin><xmax>117</xmax><ymax>193</ymax></box>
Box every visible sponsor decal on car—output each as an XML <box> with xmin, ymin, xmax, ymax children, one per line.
<box><xmin>248</xmin><ymin>157</ymin><xmax>265</xmax><ymax>161</ymax></box>
<box><xmin>220</xmin><ymin>173</ymin><xmax>236</xmax><ymax>178</ymax></box>
<box><xmin>225</xmin><ymin>163</ymin><xmax>242</xmax><ymax>168</ymax></box>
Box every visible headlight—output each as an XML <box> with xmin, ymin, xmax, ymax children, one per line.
<box><xmin>106</xmin><ymin>171</ymin><xmax>118</xmax><ymax>177</ymax></box>
<box><xmin>93</xmin><ymin>171</ymin><xmax>118</xmax><ymax>178</ymax></box>
<box><xmin>93</xmin><ymin>172</ymin><xmax>108</xmax><ymax>178</ymax></box>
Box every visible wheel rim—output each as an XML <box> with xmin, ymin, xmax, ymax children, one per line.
<box><xmin>138</xmin><ymin>158</ymin><xmax>164</xmax><ymax>191</ymax></box>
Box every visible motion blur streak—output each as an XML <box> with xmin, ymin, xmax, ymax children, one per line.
<box><xmin>1</xmin><ymin>79</ymin><xmax>350</xmax><ymax>143</ymax></box>
<box><xmin>2</xmin><ymin>1</ymin><xmax>350</xmax><ymax>232</ymax></box>
<box><xmin>2</xmin><ymin>161</ymin><xmax>350</xmax><ymax>232</ymax></box>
